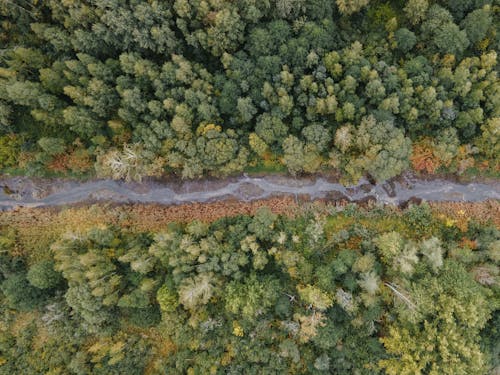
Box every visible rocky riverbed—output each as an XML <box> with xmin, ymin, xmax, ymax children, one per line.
<box><xmin>0</xmin><ymin>172</ymin><xmax>498</xmax><ymax>211</ymax></box>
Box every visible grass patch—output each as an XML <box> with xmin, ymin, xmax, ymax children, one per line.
<box><xmin>244</xmin><ymin>160</ymin><xmax>288</xmax><ymax>175</ymax></box>
<box><xmin>0</xmin><ymin>166</ymin><xmax>96</xmax><ymax>181</ymax></box>
<box><xmin>325</xmin><ymin>212</ymin><xmax>412</xmax><ymax>239</ymax></box>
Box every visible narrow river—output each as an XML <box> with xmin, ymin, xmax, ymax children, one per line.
<box><xmin>0</xmin><ymin>172</ymin><xmax>499</xmax><ymax>210</ymax></box>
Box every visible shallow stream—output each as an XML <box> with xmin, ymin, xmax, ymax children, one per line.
<box><xmin>0</xmin><ymin>173</ymin><xmax>498</xmax><ymax>210</ymax></box>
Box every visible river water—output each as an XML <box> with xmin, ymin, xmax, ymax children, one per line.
<box><xmin>0</xmin><ymin>172</ymin><xmax>499</xmax><ymax>210</ymax></box>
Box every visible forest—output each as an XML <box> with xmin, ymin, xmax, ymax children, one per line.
<box><xmin>0</xmin><ymin>203</ymin><xmax>499</xmax><ymax>374</ymax></box>
<box><xmin>0</xmin><ymin>0</ymin><xmax>499</xmax><ymax>182</ymax></box>
<box><xmin>1</xmin><ymin>1</ymin><xmax>499</xmax><ymax>374</ymax></box>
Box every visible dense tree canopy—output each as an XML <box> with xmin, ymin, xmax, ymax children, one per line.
<box><xmin>0</xmin><ymin>0</ymin><xmax>498</xmax><ymax>181</ymax></box>
<box><xmin>0</xmin><ymin>204</ymin><xmax>498</xmax><ymax>373</ymax></box>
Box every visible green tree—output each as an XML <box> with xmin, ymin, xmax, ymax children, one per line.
<box><xmin>380</xmin><ymin>261</ymin><xmax>492</xmax><ymax>375</ymax></box>
<box><xmin>433</xmin><ymin>23</ymin><xmax>470</xmax><ymax>56</ymax></box>
<box><xmin>446</xmin><ymin>0</ymin><xmax>484</xmax><ymax>20</ymax></box>
<box><xmin>297</xmin><ymin>284</ymin><xmax>333</xmax><ymax>311</ymax></box>
<box><xmin>63</xmin><ymin>106</ymin><xmax>103</xmax><ymax>139</ymax></box>
<box><xmin>1</xmin><ymin>273</ymin><xmax>45</xmax><ymax>310</ymax></box>
<box><xmin>403</xmin><ymin>0</ymin><xmax>428</xmax><ymax>25</ymax></box>
<box><xmin>375</xmin><ymin>231</ymin><xmax>404</xmax><ymax>262</ymax></box>
<box><xmin>117</xmin><ymin>289</ymin><xmax>150</xmax><ymax>309</ymax></box>
<box><xmin>336</xmin><ymin>0</ymin><xmax>370</xmax><ymax>15</ymax></box>
<box><xmin>225</xmin><ymin>273</ymin><xmax>280</xmax><ymax>320</ymax></box>
<box><xmin>236</xmin><ymin>97</ymin><xmax>257</xmax><ymax>124</ymax></box>
<box><xmin>255</xmin><ymin>113</ymin><xmax>288</xmax><ymax>146</ymax></box>
<box><xmin>475</xmin><ymin>117</ymin><xmax>499</xmax><ymax>160</ymax></box>
<box><xmin>248</xmin><ymin>132</ymin><xmax>269</xmax><ymax>157</ymax></box>
<box><xmin>301</xmin><ymin>124</ymin><xmax>330</xmax><ymax>152</ymax></box>
<box><xmin>421</xmin><ymin>5</ymin><xmax>470</xmax><ymax>56</ymax></box>
<box><xmin>156</xmin><ymin>284</ymin><xmax>179</xmax><ymax>313</ymax></box>
<box><xmin>461</xmin><ymin>7</ymin><xmax>493</xmax><ymax>45</ymax></box>
<box><xmin>38</xmin><ymin>137</ymin><xmax>66</xmax><ymax>156</ymax></box>
<box><xmin>27</xmin><ymin>260</ymin><xmax>63</xmax><ymax>289</ymax></box>
<box><xmin>0</xmin><ymin>134</ymin><xmax>21</xmax><ymax>168</ymax></box>
<box><xmin>282</xmin><ymin>135</ymin><xmax>322</xmax><ymax>175</ymax></box>
<box><xmin>248</xmin><ymin>207</ymin><xmax>278</xmax><ymax>241</ymax></box>
<box><xmin>394</xmin><ymin>28</ymin><xmax>417</xmax><ymax>53</ymax></box>
<box><xmin>340</xmin><ymin>116</ymin><xmax>411</xmax><ymax>183</ymax></box>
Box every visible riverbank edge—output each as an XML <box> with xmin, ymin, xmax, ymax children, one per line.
<box><xmin>1</xmin><ymin>198</ymin><xmax>498</xmax><ymax>264</ymax></box>
<box><xmin>1</xmin><ymin>166</ymin><xmax>499</xmax><ymax>188</ymax></box>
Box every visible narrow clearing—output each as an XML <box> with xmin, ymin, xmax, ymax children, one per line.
<box><xmin>0</xmin><ymin>172</ymin><xmax>499</xmax><ymax>211</ymax></box>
